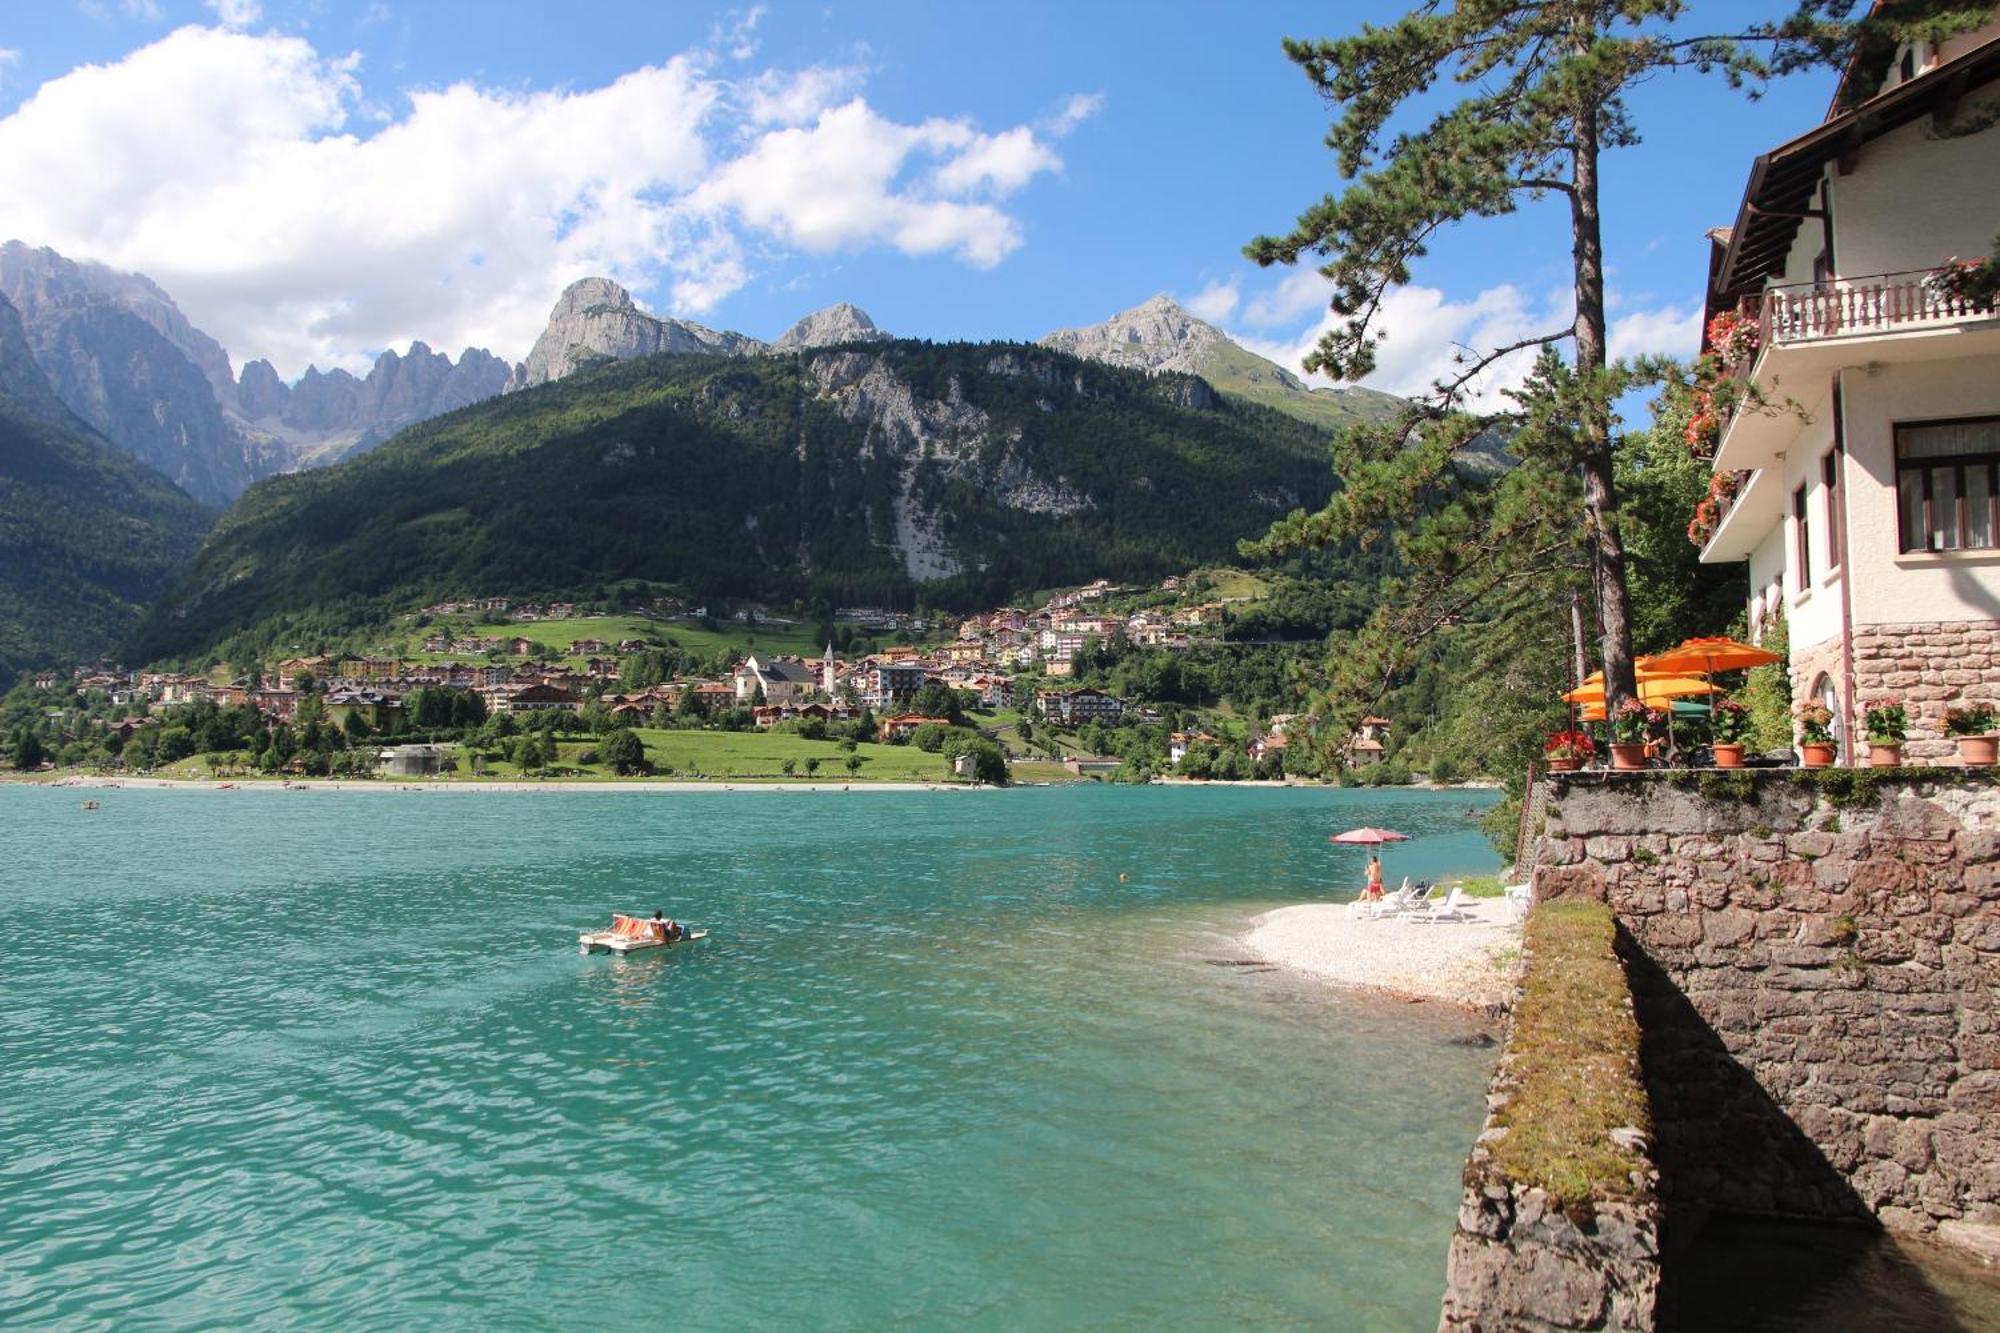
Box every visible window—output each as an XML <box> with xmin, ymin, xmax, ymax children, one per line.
<box><xmin>1822</xmin><ymin>446</ymin><xmax>1842</xmax><ymax>569</ymax></box>
<box><xmin>1793</xmin><ymin>482</ymin><xmax>1811</xmax><ymax>586</ymax></box>
<box><xmin>1897</xmin><ymin>418</ymin><xmax>2000</xmax><ymax>552</ymax></box>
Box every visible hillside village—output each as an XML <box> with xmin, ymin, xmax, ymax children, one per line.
<box><xmin>12</xmin><ymin>569</ymin><xmax>1377</xmax><ymax>784</ymax></box>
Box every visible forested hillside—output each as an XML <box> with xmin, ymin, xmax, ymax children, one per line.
<box><xmin>129</xmin><ymin>341</ymin><xmax>1348</xmax><ymax>665</ymax></box>
<box><xmin>0</xmin><ymin>395</ymin><xmax>212</xmax><ymax>685</ymax></box>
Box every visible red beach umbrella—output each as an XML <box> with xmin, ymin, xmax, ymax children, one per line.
<box><xmin>1327</xmin><ymin>827</ymin><xmax>1411</xmax><ymax>845</ymax></box>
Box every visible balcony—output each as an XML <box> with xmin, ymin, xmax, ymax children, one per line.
<box><xmin>1754</xmin><ymin>268</ymin><xmax>1997</xmax><ymax>345</ymax></box>
<box><xmin>1712</xmin><ymin>266</ymin><xmax>2000</xmax><ymax>474</ymax></box>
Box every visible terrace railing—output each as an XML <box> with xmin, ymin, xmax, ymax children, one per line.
<box><xmin>1752</xmin><ymin>267</ymin><xmax>1997</xmax><ymax>346</ymax></box>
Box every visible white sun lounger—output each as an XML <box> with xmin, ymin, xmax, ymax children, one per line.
<box><xmin>1405</xmin><ymin>886</ymin><xmax>1471</xmax><ymax>924</ymax></box>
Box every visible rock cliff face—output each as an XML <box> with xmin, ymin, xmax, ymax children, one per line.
<box><xmin>774</xmin><ymin>302</ymin><xmax>889</xmax><ymax>351</ymax></box>
<box><xmin>508</xmin><ymin>278</ymin><xmax>766</xmax><ymax>390</ymax></box>
<box><xmin>0</xmin><ymin>292</ymin><xmax>89</xmax><ymax>433</ymax></box>
<box><xmin>805</xmin><ymin>348</ymin><xmax>1096</xmax><ymax>580</ymax></box>
<box><xmin>0</xmin><ymin>267</ymin><xmax>254</xmax><ymax>506</ymax></box>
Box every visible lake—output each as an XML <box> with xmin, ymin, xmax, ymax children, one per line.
<box><xmin>0</xmin><ymin>783</ymin><xmax>1502</xmax><ymax>1329</ymax></box>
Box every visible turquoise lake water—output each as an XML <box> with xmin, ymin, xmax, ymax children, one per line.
<box><xmin>1</xmin><ymin>784</ymin><xmax>1503</xmax><ymax>1329</ymax></box>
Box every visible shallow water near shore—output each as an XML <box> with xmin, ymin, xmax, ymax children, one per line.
<box><xmin>2</xmin><ymin>784</ymin><xmax>1501</xmax><ymax>1329</ymax></box>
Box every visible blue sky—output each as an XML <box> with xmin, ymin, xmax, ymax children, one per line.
<box><xmin>0</xmin><ymin>0</ymin><xmax>1837</xmax><ymax>403</ymax></box>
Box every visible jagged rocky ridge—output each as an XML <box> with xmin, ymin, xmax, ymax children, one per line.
<box><xmin>0</xmin><ymin>242</ymin><xmax>517</xmax><ymax>500</ymax></box>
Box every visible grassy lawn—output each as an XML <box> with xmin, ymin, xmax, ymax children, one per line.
<box><xmin>393</xmin><ymin>614</ymin><xmax>824</xmax><ymax>663</ymax></box>
<box><xmin>627</xmin><ymin>728</ymin><xmax>953</xmax><ymax>782</ymax></box>
<box><xmin>1194</xmin><ymin>566</ymin><xmax>1272</xmax><ymax>601</ymax></box>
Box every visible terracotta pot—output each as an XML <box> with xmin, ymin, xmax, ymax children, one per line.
<box><xmin>1712</xmin><ymin>742</ymin><xmax>1744</xmax><ymax>769</ymax></box>
<box><xmin>1867</xmin><ymin>742</ymin><xmax>1903</xmax><ymax>768</ymax></box>
<box><xmin>1546</xmin><ymin>756</ymin><xmax>1580</xmax><ymax>772</ymax></box>
<box><xmin>1957</xmin><ymin>734</ymin><xmax>1998</xmax><ymax>767</ymax></box>
<box><xmin>1609</xmin><ymin>742</ymin><xmax>1647</xmax><ymax>771</ymax></box>
<box><xmin>1800</xmin><ymin>742</ymin><xmax>1836</xmax><ymax>769</ymax></box>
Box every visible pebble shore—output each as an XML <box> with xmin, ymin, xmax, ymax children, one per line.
<box><xmin>1244</xmin><ymin>896</ymin><xmax>1523</xmax><ymax>1010</ymax></box>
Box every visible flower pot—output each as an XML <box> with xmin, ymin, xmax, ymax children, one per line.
<box><xmin>1712</xmin><ymin>742</ymin><xmax>1744</xmax><ymax>769</ymax></box>
<box><xmin>1546</xmin><ymin>756</ymin><xmax>1580</xmax><ymax>772</ymax></box>
<box><xmin>1800</xmin><ymin>742</ymin><xmax>1836</xmax><ymax>769</ymax></box>
<box><xmin>1867</xmin><ymin>742</ymin><xmax>1903</xmax><ymax>768</ymax></box>
<box><xmin>1957</xmin><ymin>734</ymin><xmax>1998</xmax><ymax>767</ymax></box>
<box><xmin>1609</xmin><ymin>743</ymin><xmax>1647</xmax><ymax>771</ymax></box>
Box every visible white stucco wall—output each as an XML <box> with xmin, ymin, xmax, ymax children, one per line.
<box><xmin>1838</xmin><ymin>357</ymin><xmax>2000</xmax><ymax>628</ymax></box>
<box><xmin>1831</xmin><ymin>101</ymin><xmax>2000</xmax><ymax>279</ymax></box>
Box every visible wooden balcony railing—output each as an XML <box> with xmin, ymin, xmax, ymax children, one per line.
<box><xmin>1750</xmin><ymin>268</ymin><xmax>1997</xmax><ymax>346</ymax></box>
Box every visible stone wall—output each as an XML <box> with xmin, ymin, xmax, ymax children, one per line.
<box><xmin>1850</xmin><ymin>621</ymin><xmax>2000</xmax><ymax>765</ymax></box>
<box><xmin>1532</xmin><ymin>771</ymin><xmax>2000</xmax><ymax>1233</ymax></box>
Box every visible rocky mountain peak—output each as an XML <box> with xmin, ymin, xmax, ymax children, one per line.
<box><xmin>775</xmin><ymin>302</ymin><xmax>889</xmax><ymax>352</ymax></box>
<box><xmin>508</xmin><ymin>277</ymin><xmax>766</xmax><ymax>391</ymax></box>
<box><xmin>1037</xmin><ymin>294</ymin><xmax>1226</xmax><ymax>377</ymax></box>
<box><xmin>550</xmin><ymin>276</ymin><xmax>638</xmax><ymax>319</ymax></box>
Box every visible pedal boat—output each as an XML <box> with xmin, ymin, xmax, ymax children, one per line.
<box><xmin>579</xmin><ymin>914</ymin><xmax>708</xmax><ymax>955</ymax></box>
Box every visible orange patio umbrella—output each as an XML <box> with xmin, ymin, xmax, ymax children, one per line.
<box><xmin>1637</xmin><ymin>635</ymin><xmax>1781</xmax><ymax>676</ymax></box>
<box><xmin>1560</xmin><ymin>674</ymin><xmax>1722</xmax><ymax>706</ymax></box>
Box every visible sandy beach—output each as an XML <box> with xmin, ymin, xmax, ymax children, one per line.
<box><xmin>48</xmin><ymin>776</ymin><xmax>999</xmax><ymax>795</ymax></box>
<box><xmin>1244</xmin><ymin>896</ymin><xmax>1523</xmax><ymax>1010</ymax></box>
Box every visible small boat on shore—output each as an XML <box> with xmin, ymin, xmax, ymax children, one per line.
<box><xmin>578</xmin><ymin>913</ymin><xmax>708</xmax><ymax>956</ymax></box>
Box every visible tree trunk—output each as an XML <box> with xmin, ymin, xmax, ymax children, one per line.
<box><xmin>1569</xmin><ymin>69</ymin><xmax>1637</xmax><ymax>712</ymax></box>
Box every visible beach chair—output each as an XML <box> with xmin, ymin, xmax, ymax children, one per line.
<box><xmin>1503</xmin><ymin>883</ymin><xmax>1532</xmax><ymax>923</ymax></box>
<box><xmin>1405</xmin><ymin>886</ymin><xmax>1471</xmax><ymax>925</ymax></box>
<box><xmin>1346</xmin><ymin>878</ymin><xmax>1415</xmax><ymax>920</ymax></box>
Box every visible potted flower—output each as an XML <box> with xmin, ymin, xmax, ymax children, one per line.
<box><xmin>1609</xmin><ymin>698</ymin><xmax>1650</xmax><ymax>771</ymax></box>
<box><xmin>1862</xmin><ymin>698</ymin><xmax>1907</xmax><ymax>768</ymax></box>
<box><xmin>1710</xmin><ymin>699</ymin><xmax>1750</xmax><ymax>768</ymax></box>
<box><xmin>1943</xmin><ymin>702</ymin><xmax>1998</xmax><ymax>767</ymax></box>
<box><xmin>1796</xmin><ymin>700</ymin><xmax>1837</xmax><ymax>768</ymax></box>
<box><xmin>1544</xmin><ymin>729</ymin><xmax>1596</xmax><ymax>772</ymax></box>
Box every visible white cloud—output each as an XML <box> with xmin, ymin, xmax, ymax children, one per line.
<box><xmin>1608</xmin><ymin>302</ymin><xmax>1702</xmax><ymax>362</ymax></box>
<box><xmin>1181</xmin><ymin>279</ymin><xmax>1239</xmax><ymax>323</ymax></box>
<box><xmin>693</xmin><ymin>99</ymin><xmax>1056</xmax><ymax>268</ymax></box>
<box><xmin>121</xmin><ymin>0</ymin><xmax>165</xmax><ymax>20</ymax></box>
<box><xmin>0</xmin><ymin>49</ymin><xmax>18</xmax><ymax>86</ymax></box>
<box><xmin>0</xmin><ymin>25</ymin><xmax>1074</xmax><ymax>377</ymax></box>
<box><xmin>1233</xmin><ymin>281</ymin><xmax>1569</xmax><ymax>414</ymax></box>
<box><xmin>1229</xmin><ymin>271</ymin><xmax>1694</xmax><ymax>413</ymax></box>
<box><xmin>1047</xmin><ymin>92</ymin><xmax>1103</xmax><ymax>136</ymax></box>
<box><xmin>202</xmin><ymin>0</ymin><xmax>261</xmax><ymax>27</ymax></box>
<box><xmin>743</xmin><ymin>63</ymin><xmax>863</xmax><ymax>127</ymax></box>
<box><xmin>1241</xmin><ymin>268</ymin><xmax>1330</xmax><ymax>329</ymax></box>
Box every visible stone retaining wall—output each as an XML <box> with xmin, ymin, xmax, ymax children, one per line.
<box><xmin>1438</xmin><ymin>903</ymin><xmax>1661</xmax><ymax>1332</ymax></box>
<box><xmin>1531</xmin><ymin>771</ymin><xmax>2000</xmax><ymax>1233</ymax></box>
<box><xmin>1439</xmin><ymin>1073</ymin><xmax>1661</xmax><ymax>1332</ymax></box>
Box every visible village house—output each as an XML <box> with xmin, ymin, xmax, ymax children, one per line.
<box><xmin>879</xmin><ymin>713</ymin><xmax>952</xmax><ymax>741</ymax></box>
<box><xmin>493</xmin><ymin>683</ymin><xmax>577</xmax><ymax>715</ymax></box>
<box><xmin>1168</xmin><ymin>730</ymin><xmax>1216</xmax><ymax>765</ymax></box>
<box><xmin>508</xmin><ymin>637</ymin><xmax>539</xmax><ymax>656</ymax></box>
<box><xmin>1036</xmin><ymin>687</ymin><xmax>1126</xmax><ymax>727</ymax></box>
<box><xmin>324</xmin><ymin>688</ymin><xmax>402</xmax><ymax>730</ymax></box>
<box><xmin>1695</xmin><ymin>17</ymin><xmax>2000</xmax><ymax>762</ymax></box>
<box><xmin>857</xmin><ymin>660</ymin><xmax>926</xmax><ymax>710</ymax></box>
<box><xmin>1347</xmin><ymin>715</ymin><xmax>1392</xmax><ymax>767</ymax></box>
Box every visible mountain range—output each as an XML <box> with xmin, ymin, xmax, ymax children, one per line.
<box><xmin>127</xmin><ymin>340</ymin><xmax>1345</xmax><ymax>665</ymax></box>
<box><xmin>0</xmin><ymin>241</ymin><xmax>1434</xmax><ymax>676</ymax></box>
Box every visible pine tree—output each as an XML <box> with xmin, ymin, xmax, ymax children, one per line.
<box><xmin>1245</xmin><ymin>1</ymin><xmax>1984</xmax><ymax>718</ymax></box>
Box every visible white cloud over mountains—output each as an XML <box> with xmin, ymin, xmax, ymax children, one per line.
<box><xmin>1217</xmin><ymin>269</ymin><xmax>1701</xmax><ymax>413</ymax></box>
<box><xmin>0</xmin><ymin>24</ymin><xmax>1086</xmax><ymax>378</ymax></box>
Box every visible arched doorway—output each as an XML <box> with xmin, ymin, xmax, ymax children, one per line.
<box><xmin>1807</xmin><ymin>671</ymin><xmax>1845</xmax><ymax>764</ymax></box>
